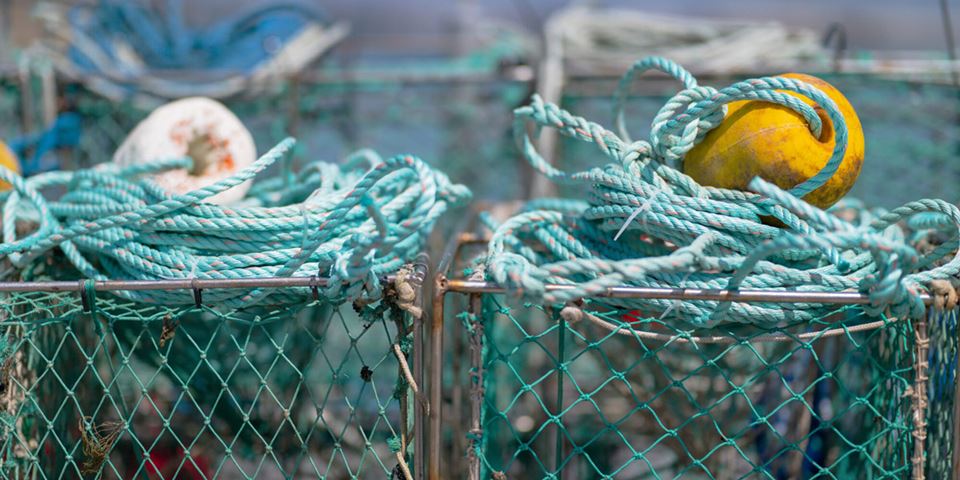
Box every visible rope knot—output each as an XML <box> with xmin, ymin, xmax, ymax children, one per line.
<box><xmin>488</xmin><ymin>252</ymin><xmax>545</xmax><ymax>297</ymax></box>
<box><xmin>618</xmin><ymin>140</ymin><xmax>652</xmax><ymax>166</ymax></box>
<box><xmin>861</xmin><ymin>268</ymin><xmax>924</xmax><ymax>319</ymax></box>
<box><xmin>559</xmin><ymin>304</ymin><xmax>584</xmax><ymax>324</ymax></box>
<box><xmin>391</xmin><ymin>265</ymin><xmax>422</xmax><ymax>319</ymax></box>
<box><xmin>928</xmin><ymin>279</ymin><xmax>959</xmax><ymax>312</ymax></box>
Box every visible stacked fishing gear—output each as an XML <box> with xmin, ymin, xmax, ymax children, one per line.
<box><xmin>31</xmin><ymin>0</ymin><xmax>349</xmax><ymax>103</ymax></box>
<box><xmin>543</xmin><ymin>5</ymin><xmax>826</xmax><ymax>77</ymax></box>
<box><xmin>0</xmin><ymin>99</ymin><xmax>470</xmax><ymax>307</ymax></box>
<box><xmin>484</xmin><ymin>56</ymin><xmax>960</xmax><ymax>327</ymax></box>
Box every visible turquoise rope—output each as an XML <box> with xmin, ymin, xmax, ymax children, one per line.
<box><xmin>486</xmin><ymin>56</ymin><xmax>960</xmax><ymax>327</ymax></box>
<box><xmin>0</xmin><ymin>138</ymin><xmax>471</xmax><ymax>307</ymax></box>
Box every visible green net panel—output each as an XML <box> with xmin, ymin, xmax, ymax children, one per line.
<box><xmin>0</xmin><ymin>284</ymin><xmax>421</xmax><ymax>479</ymax></box>
<box><xmin>927</xmin><ymin>308</ymin><xmax>958</xmax><ymax>478</ymax></box>
<box><xmin>443</xmin><ymin>293</ymin><xmax>919</xmax><ymax>479</ymax></box>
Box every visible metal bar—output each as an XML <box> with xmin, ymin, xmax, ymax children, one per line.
<box><xmin>427</xmin><ymin>210</ymin><xmax>478</xmax><ymax>480</ymax></box>
<box><xmin>564</xmin><ymin>58</ymin><xmax>960</xmax><ymax>81</ymax></box>
<box><xmin>450</xmin><ymin>298</ymin><xmax>465</xmax><ymax>479</ymax></box>
<box><xmin>0</xmin><ymin>275</ymin><xmax>417</xmax><ymax>293</ymax></box>
<box><xmin>941</xmin><ymin>0</ymin><xmax>960</xmax><ymax>87</ymax></box>
<box><xmin>410</xmin><ymin>254</ymin><xmax>428</xmax><ymax>480</ymax></box>
<box><xmin>18</xmin><ymin>62</ymin><xmax>33</xmax><ymax>135</ymax></box>
<box><xmin>444</xmin><ymin>279</ymin><xmax>935</xmax><ymax>305</ymax></box>
<box><xmin>4</xmin><ymin>57</ymin><xmax>960</xmax><ymax>88</ymax></box>
<box><xmin>51</xmin><ymin>65</ymin><xmax>533</xmax><ymax>88</ymax></box>
<box><xmin>428</xmin><ymin>273</ymin><xmax>448</xmax><ymax>480</ymax></box>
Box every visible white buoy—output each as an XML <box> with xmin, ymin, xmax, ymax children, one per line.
<box><xmin>113</xmin><ymin>97</ymin><xmax>257</xmax><ymax>204</ymax></box>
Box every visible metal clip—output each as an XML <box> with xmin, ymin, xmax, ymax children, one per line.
<box><xmin>310</xmin><ymin>275</ymin><xmax>320</xmax><ymax>301</ymax></box>
<box><xmin>191</xmin><ymin>279</ymin><xmax>203</xmax><ymax>308</ymax></box>
<box><xmin>78</xmin><ymin>279</ymin><xmax>93</xmax><ymax>313</ymax></box>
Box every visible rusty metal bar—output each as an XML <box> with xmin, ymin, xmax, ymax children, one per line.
<box><xmin>0</xmin><ymin>276</ymin><xmax>344</xmax><ymax>293</ymax></box>
<box><xmin>444</xmin><ymin>279</ymin><xmax>934</xmax><ymax>305</ymax></box>
<box><xmin>408</xmin><ymin>254</ymin><xmax>429</xmax><ymax>480</ymax></box>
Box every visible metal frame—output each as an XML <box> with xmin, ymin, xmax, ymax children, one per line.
<box><xmin>0</xmin><ymin>254</ymin><xmax>430</xmax><ymax>479</ymax></box>
<box><xmin>429</xmin><ymin>212</ymin><xmax>941</xmax><ymax>480</ymax></box>
<box><xmin>5</xmin><ymin>41</ymin><xmax>959</xmax><ymax>479</ymax></box>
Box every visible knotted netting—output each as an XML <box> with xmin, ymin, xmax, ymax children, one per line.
<box><xmin>0</xmin><ymin>271</ymin><xmax>425</xmax><ymax>478</ymax></box>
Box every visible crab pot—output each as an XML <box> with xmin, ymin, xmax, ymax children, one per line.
<box><xmin>433</xmin><ymin>229</ymin><xmax>941</xmax><ymax>479</ymax></box>
<box><xmin>0</xmin><ymin>258</ymin><xmax>428</xmax><ymax>479</ymax></box>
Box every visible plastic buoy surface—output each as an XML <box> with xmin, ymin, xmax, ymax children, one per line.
<box><xmin>113</xmin><ymin>97</ymin><xmax>256</xmax><ymax>205</ymax></box>
<box><xmin>683</xmin><ymin>73</ymin><xmax>865</xmax><ymax>209</ymax></box>
<box><xmin>0</xmin><ymin>140</ymin><xmax>22</xmax><ymax>191</ymax></box>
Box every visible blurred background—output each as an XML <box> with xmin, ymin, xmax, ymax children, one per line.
<box><xmin>2</xmin><ymin>0</ymin><xmax>959</xmax><ymax>206</ymax></box>
<box><xmin>3</xmin><ymin>0</ymin><xmax>959</xmax><ymax>53</ymax></box>
<box><xmin>1</xmin><ymin>2</ymin><xmax>960</xmax><ymax>479</ymax></box>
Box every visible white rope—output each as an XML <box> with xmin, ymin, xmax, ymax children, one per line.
<box><xmin>548</xmin><ymin>5</ymin><xmax>827</xmax><ymax>77</ymax></box>
<box><xmin>561</xmin><ymin>305</ymin><xmax>899</xmax><ymax>345</ymax></box>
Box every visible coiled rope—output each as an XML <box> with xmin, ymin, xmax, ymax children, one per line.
<box><xmin>0</xmin><ymin>138</ymin><xmax>471</xmax><ymax>307</ymax></box>
<box><xmin>485</xmin><ymin>56</ymin><xmax>960</xmax><ymax>327</ymax></box>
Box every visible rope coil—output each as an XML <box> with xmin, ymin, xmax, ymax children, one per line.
<box><xmin>485</xmin><ymin>56</ymin><xmax>960</xmax><ymax>327</ymax></box>
<box><xmin>0</xmin><ymin>139</ymin><xmax>470</xmax><ymax>307</ymax></box>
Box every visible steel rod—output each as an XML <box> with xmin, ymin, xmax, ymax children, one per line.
<box><xmin>409</xmin><ymin>255</ymin><xmax>428</xmax><ymax>480</ymax></box>
<box><xmin>444</xmin><ymin>279</ymin><xmax>935</xmax><ymax>305</ymax></box>
<box><xmin>0</xmin><ymin>275</ymin><xmax>418</xmax><ymax>293</ymax></box>
<box><xmin>428</xmin><ymin>274</ymin><xmax>447</xmax><ymax>480</ymax></box>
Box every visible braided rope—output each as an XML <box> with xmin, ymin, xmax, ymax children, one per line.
<box><xmin>486</xmin><ymin>56</ymin><xmax>960</xmax><ymax>327</ymax></box>
<box><xmin>0</xmin><ymin>138</ymin><xmax>470</xmax><ymax>307</ymax></box>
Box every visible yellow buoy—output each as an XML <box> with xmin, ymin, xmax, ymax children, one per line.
<box><xmin>683</xmin><ymin>73</ymin><xmax>864</xmax><ymax>209</ymax></box>
<box><xmin>0</xmin><ymin>140</ymin><xmax>21</xmax><ymax>191</ymax></box>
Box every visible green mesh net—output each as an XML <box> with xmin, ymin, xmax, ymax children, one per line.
<box><xmin>0</xmin><ymin>285</ymin><xmax>420</xmax><ymax>479</ymax></box>
<box><xmin>60</xmin><ymin>78</ymin><xmax>527</xmax><ymax>200</ymax></box>
<box><xmin>442</xmin><ymin>293</ymin><xmax>919</xmax><ymax>479</ymax></box>
<box><xmin>927</xmin><ymin>308</ymin><xmax>957</xmax><ymax>478</ymax></box>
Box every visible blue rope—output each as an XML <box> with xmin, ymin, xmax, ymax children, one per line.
<box><xmin>8</xmin><ymin>112</ymin><xmax>83</xmax><ymax>176</ymax></box>
<box><xmin>485</xmin><ymin>56</ymin><xmax>960</xmax><ymax>327</ymax></box>
<box><xmin>64</xmin><ymin>0</ymin><xmax>328</xmax><ymax>74</ymax></box>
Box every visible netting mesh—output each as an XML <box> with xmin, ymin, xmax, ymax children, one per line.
<box><xmin>927</xmin><ymin>308</ymin><xmax>958</xmax><ymax>478</ymax></box>
<box><xmin>0</xmin><ymin>285</ymin><xmax>419</xmax><ymax>478</ymax></box>
<box><xmin>443</xmin><ymin>293</ymin><xmax>919</xmax><ymax>479</ymax></box>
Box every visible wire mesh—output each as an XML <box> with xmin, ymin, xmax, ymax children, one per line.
<box><xmin>0</xmin><ymin>277</ymin><xmax>423</xmax><ymax>479</ymax></box>
<box><xmin>926</xmin><ymin>308</ymin><xmax>958</xmax><ymax>478</ymax></box>
<box><xmin>443</xmin><ymin>292</ymin><xmax>918</xmax><ymax>479</ymax></box>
